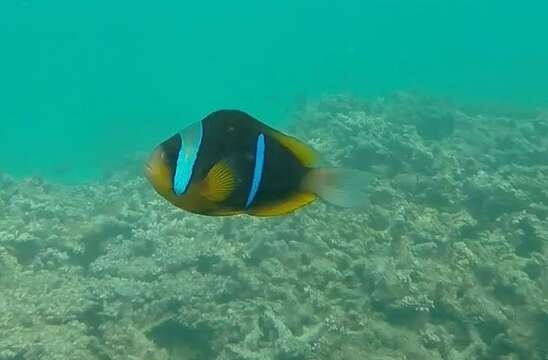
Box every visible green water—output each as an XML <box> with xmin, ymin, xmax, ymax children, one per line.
<box><xmin>1</xmin><ymin>3</ymin><xmax>548</xmax><ymax>359</ymax></box>
<box><xmin>1</xmin><ymin>1</ymin><xmax>547</xmax><ymax>181</ymax></box>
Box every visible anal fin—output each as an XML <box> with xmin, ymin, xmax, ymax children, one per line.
<box><xmin>247</xmin><ymin>192</ymin><xmax>316</xmax><ymax>217</ymax></box>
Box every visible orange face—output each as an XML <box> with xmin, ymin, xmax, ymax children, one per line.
<box><xmin>144</xmin><ymin>145</ymin><xmax>175</xmax><ymax>201</ymax></box>
<box><xmin>144</xmin><ymin>135</ymin><xmax>209</xmax><ymax>213</ymax></box>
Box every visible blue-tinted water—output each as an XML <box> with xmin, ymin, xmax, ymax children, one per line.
<box><xmin>1</xmin><ymin>0</ymin><xmax>547</xmax><ymax>182</ymax></box>
<box><xmin>2</xmin><ymin>3</ymin><xmax>548</xmax><ymax>359</ymax></box>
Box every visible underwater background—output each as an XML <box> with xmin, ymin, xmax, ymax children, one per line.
<box><xmin>1</xmin><ymin>1</ymin><xmax>548</xmax><ymax>360</ymax></box>
<box><xmin>1</xmin><ymin>1</ymin><xmax>548</xmax><ymax>181</ymax></box>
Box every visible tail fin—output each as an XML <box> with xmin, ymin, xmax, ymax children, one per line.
<box><xmin>302</xmin><ymin>167</ymin><xmax>373</xmax><ymax>208</ymax></box>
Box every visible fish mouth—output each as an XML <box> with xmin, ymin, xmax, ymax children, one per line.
<box><xmin>144</xmin><ymin>164</ymin><xmax>153</xmax><ymax>178</ymax></box>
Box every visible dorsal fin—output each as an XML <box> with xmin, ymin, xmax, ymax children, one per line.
<box><xmin>266</xmin><ymin>129</ymin><xmax>319</xmax><ymax>167</ymax></box>
<box><xmin>205</xmin><ymin>109</ymin><xmax>319</xmax><ymax>167</ymax></box>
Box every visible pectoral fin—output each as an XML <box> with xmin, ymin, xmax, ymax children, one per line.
<box><xmin>199</xmin><ymin>160</ymin><xmax>236</xmax><ymax>202</ymax></box>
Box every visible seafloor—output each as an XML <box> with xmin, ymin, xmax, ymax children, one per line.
<box><xmin>1</xmin><ymin>94</ymin><xmax>547</xmax><ymax>360</ymax></box>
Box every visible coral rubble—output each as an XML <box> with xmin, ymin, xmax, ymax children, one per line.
<box><xmin>1</xmin><ymin>94</ymin><xmax>547</xmax><ymax>359</ymax></box>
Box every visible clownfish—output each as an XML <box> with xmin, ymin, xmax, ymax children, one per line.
<box><xmin>144</xmin><ymin>109</ymin><xmax>371</xmax><ymax>217</ymax></box>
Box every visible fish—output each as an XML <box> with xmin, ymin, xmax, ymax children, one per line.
<box><xmin>144</xmin><ymin>109</ymin><xmax>372</xmax><ymax>217</ymax></box>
